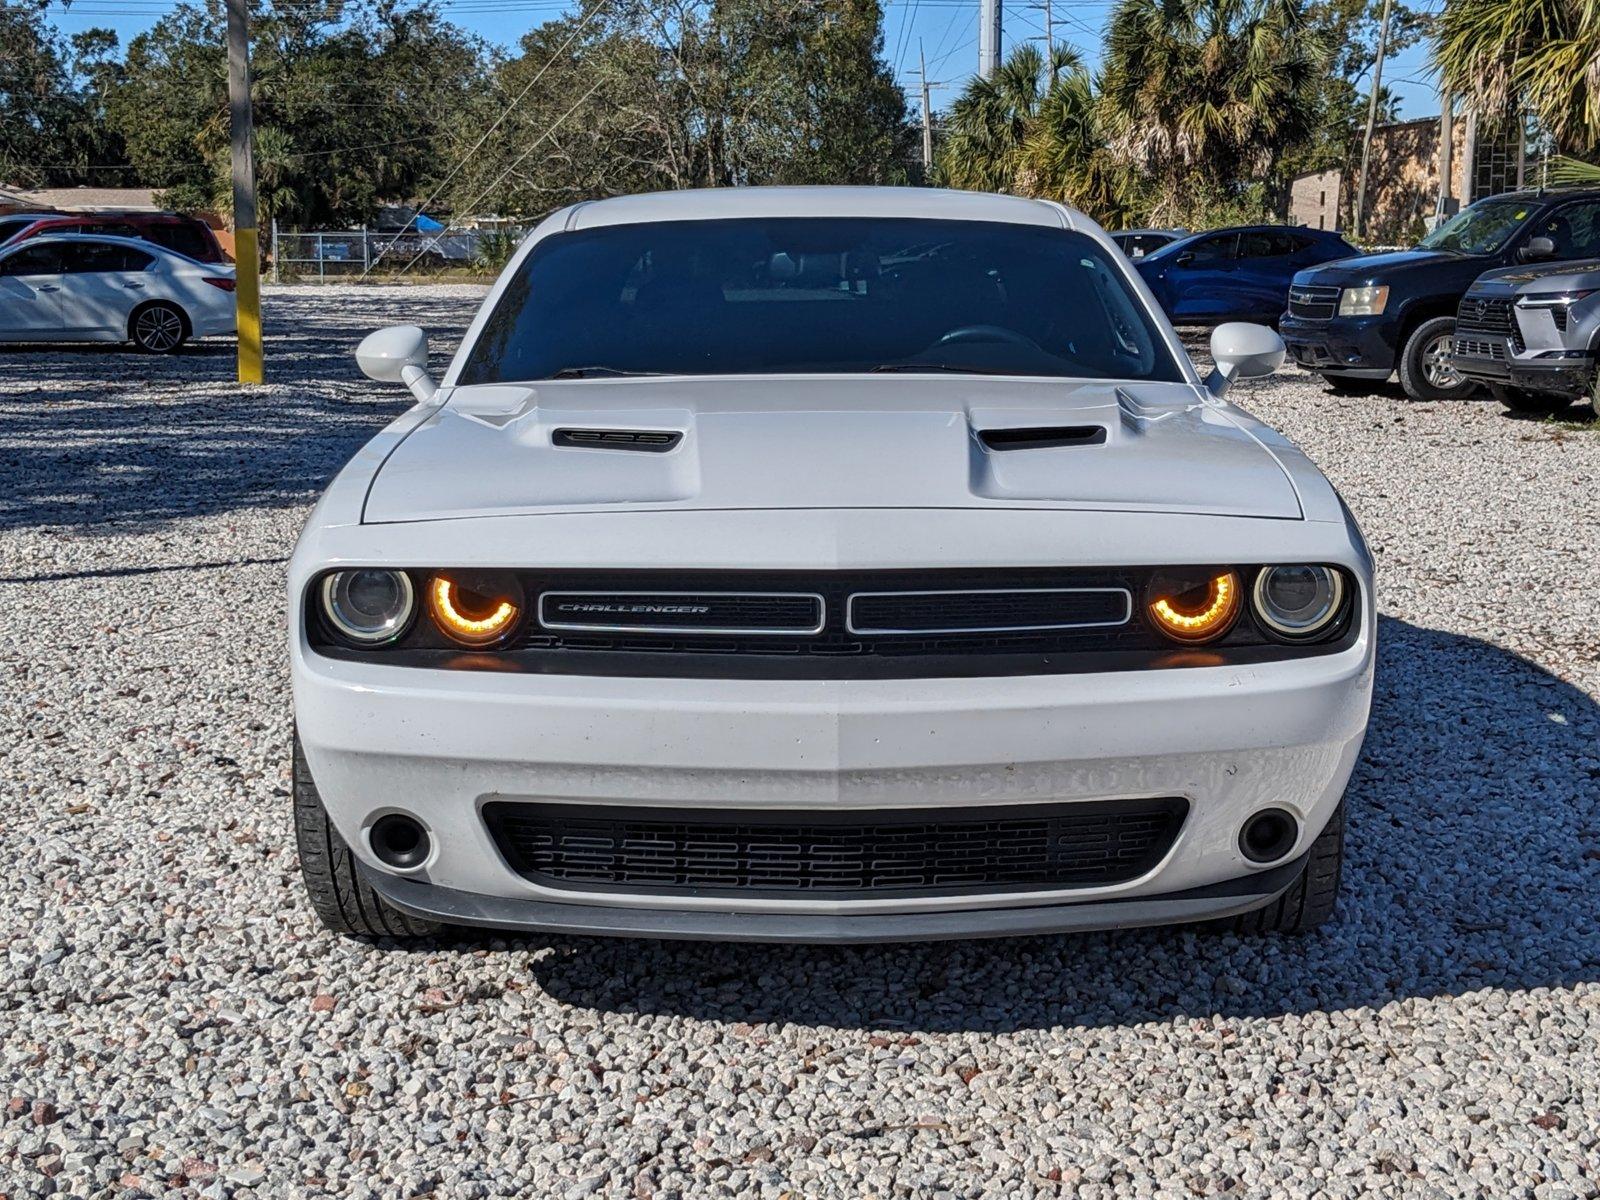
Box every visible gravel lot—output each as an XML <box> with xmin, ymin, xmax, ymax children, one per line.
<box><xmin>4</xmin><ymin>284</ymin><xmax>1599</xmax><ymax>1200</ymax></box>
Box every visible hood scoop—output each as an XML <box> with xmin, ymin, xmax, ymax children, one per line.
<box><xmin>553</xmin><ymin>428</ymin><xmax>683</xmax><ymax>453</ymax></box>
<box><xmin>978</xmin><ymin>424</ymin><xmax>1107</xmax><ymax>451</ymax></box>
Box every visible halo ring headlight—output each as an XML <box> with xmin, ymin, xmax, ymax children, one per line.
<box><xmin>1252</xmin><ymin>565</ymin><xmax>1345</xmax><ymax>641</ymax></box>
<box><xmin>1146</xmin><ymin>569</ymin><xmax>1241</xmax><ymax>644</ymax></box>
<box><xmin>320</xmin><ymin>570</ymin><xmax>415</xmax><ymax>645</ymax></box>
<box><xmin>428</xmin><ymin>573</ymin><xmax>522</xmax><ymax>646</ymax></box>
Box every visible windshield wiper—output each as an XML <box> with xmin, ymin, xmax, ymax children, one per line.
<box><xmin>547</xmin><ymin>366</ymin><xmax>665</xmax><ymax>380</ymax></box>
<box><xmin>870</xmin><ymin>362</ymin><xmax>990</xmax><ymax>375</ymax></box>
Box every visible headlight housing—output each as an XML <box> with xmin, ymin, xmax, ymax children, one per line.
<box><xmin>1338</xmin><ymin>285</ymin><xmax>1389</xmax><ymax>317</ymax></box>
<box><xmin>319</xmin><ymin>569</ymin><xmax>415</xmax><ymax>645</ymax></box>
<box><xmin>1251</xmin><ymin>565</ymin><xmax>1346</xmax><ymax>641</ymax></box>
<box><xmin>427</xmin><ymin>572</ymin><xmax>523</xmax><ymax>646</ymax></box>
<box><xmin>1146</xmin><ymin>569</ymin><xmax>1241</xmax><ymax>644</ymax></box>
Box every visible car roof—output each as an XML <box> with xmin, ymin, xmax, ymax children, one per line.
<box><xmin>567</xmin><ymin>186</ymin><xmax>1078</xmax><ymax>231</ymax></box>
<box><xmin>1</xmin><ymin>233</ymin><xmax>206</xmax><ymax>263</ymax></box>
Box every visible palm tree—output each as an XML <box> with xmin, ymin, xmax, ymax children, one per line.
<box><xmin>937</xmin><ymin>43</ymin><xmax>1136</xmax><ymax>226</ymax></box>
<box><xmin>1099</xmin><ymin>0</ymin><xmax>1324</xmax><ymax>223</ymax></box>
<box><xmin>1434</xmin><ymin>0</ymin><xmax>1600</xmax><ymax>152</ymax></box>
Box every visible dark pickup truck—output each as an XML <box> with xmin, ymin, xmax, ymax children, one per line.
<box><xmin>1279</xmin><ymin>188</ymin><xmax>1600</xmax><ymax>401</ymax></box>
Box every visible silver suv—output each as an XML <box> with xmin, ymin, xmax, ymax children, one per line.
<box><xmin>1451</xmin><ymin>259</ymin><xmax>1600</xmax><ymax>416</ymax></box>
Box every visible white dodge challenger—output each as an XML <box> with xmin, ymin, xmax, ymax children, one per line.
<box><xmin>289</xmin><ymin>187</ymin><xmax>1374</xmax><ymax>943</ymax></box>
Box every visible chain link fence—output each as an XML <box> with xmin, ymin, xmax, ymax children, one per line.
<box><xmin>269</xmin><ymin>226</ymin><xmax>531</xmax><ymax>280</ymax></box>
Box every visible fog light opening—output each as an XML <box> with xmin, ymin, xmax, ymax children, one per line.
<box><xmin>370</xmin><ymin>813</ymin><xmax>430</xmax><ymax>870</ymax></box>
<box><xmin>1239</xmin><ymin>808</ymin><xmax>1299</xmax><ymax>865</ymax></box>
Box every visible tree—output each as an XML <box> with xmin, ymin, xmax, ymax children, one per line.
<box><xmin>106</xmin><ymin>0</ymin><xmax>486</xmax><ymax>226</ymax></box>
<box><xmin>0</xmin><ymin>1</ymin><xmax>123</xmax><ymax>186</ymax></box>
<box><xmin>1434</xmin><ymin>0</ymin><xmax>1600</xmax><ymax>153</ymax></box>
<box><xmin>936</xmin><ymin>43</ymin><xmax>1136</xmax><ymax>227</ymax></box>
<box><xmin>1099</xmin><ymin>0</ymin><xmax>1327</xmax><ymax>223</ymax></box>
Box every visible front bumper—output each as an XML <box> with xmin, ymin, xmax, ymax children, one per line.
<box><xmin>1451</xmin><ymin>334</ymin><xmax>1595</xmax><ymax>397</ymax></box>
<box><xmin>1280</xmin><ymin>313</ymin><xmax>1396</xmax><ymax>377</ymax></box>
<box><xmin>294</xmin><ymin>633</ymin><xmax>1374</xmax><ymax>940</ymax></box>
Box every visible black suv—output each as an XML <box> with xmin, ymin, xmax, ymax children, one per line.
<box><xmin>1279</xmin><ymin>189</ymin><xmax>1600</xmax><ymax>400</ymax></box>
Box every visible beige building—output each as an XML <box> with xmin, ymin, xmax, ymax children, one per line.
<box><xmin>1287</xmin><ymin>111</ymin><xmax>1527</xmax><ymax>245</ymax></box>
<box><xmin>0</xmin><ymin>185</ymin><xmax>162</xmax><ymax>214</ymax></box>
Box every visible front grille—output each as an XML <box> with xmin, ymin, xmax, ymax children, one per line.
<box><xmin>540</xmin><ymin>591</ymin><xmax>823</xmax><ymax>634</ymax></box>
<box><xmin>846</xmin><ymin>588</ymin><xmax>1129</xmax><ymax>634</ymax></box>
<box><xmin>1457</xmin><ymin>295</ymin><xmax>1525</xmax><ymax>352</ymax></box>
<box><xmin>1453</xmin><ymin>338</ymin><xmax>1505</xmax><ymax>360</ymax></box>
<box><xmin>1552</xmin><ymin>307</ymin><xmax>1569</xmax><ymax>332</ymax></box>
<box><xmin>1287</xmin><ymin>284</ymin><xmax>1340</xmax><ymax>320</ymax></box>
<box><xmin>484</xmin><ymin>798</ymin><xmax>1189</xmax><ymax>897</ymax></box>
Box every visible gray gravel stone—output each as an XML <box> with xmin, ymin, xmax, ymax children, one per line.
<box><xmin>1</xmin><ymin>287</ymin><xmax>1598</xmax><ymax>1198</ymax></box>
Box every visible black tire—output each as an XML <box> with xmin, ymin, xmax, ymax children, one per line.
<box><xmin>1322</xmin><ymin>374</ymin><xmax>1380</xmax><ymax>395</ymax></box>
<box><xmin>293</xmin><ymin>736</ymin><xmax>442</xmax><ymax>939</ymax></box>
<box><xmin>129</xmin><ymin>301</ymin><xmax>189</xmax><ymax>354</ymax></box>
<box><xmin>1225</xmin><ymin>800</ymin><xmax>1344</xmax><ymax>935</ymax></box>
<box><xmin>1397</xmin><ymin>316</ymin><xmax>1473</xmax><ymax>402</ymax></box>
<box><xmin>1486</xmin><ymin>383</ymin><xmax>1574</xmax><ymax>416</ymax></box>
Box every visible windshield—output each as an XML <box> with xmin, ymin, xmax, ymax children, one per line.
<box><xmin>0</xmin><ymin>217</ymin><xmax>36</xmax><ymax>246</ymax></box>
<box><xmin>1418</xmin><ymin>198</ymin><xmax>1537</xmax><ymax>254</ymax></box>
<box><xmin>459</xmin><ymin>217</ymin><xmax>1184</xmax><ymax>384</ymax></box>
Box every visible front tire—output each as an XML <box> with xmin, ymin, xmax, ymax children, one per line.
<box><xmin>293</xmin><ymin>736</ymin><xmax>442</xmax><ymax>940</ymax></box>
<box><xmin>1225</xmin><ymin>800</ymin><xmax>1344</xmax><ymax>935</ymax></box>
<box><xmin>1397</xmin><ymin>316</ymin><xmax>1473</xmax><ymax>402</ymax></box>
<box><xmin>129</xmin><ymin>301</ymin><xmax>189</xmax><ymax>354</ymax></box>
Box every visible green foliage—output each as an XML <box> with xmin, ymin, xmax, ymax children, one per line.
<box><xmin>1099</xmin><ymin>0</ymin><xmax>1328</xmax><ymax>223</ymax></box>
<box><xmin>1434</xmin><ymin>0</ymin><xmax>1600</xmax><ymax>152</ymax></box>
<box><xmin>0</xmin><ymin>0</ymin><xmax>126</xmax><ymax>185</ymax></box>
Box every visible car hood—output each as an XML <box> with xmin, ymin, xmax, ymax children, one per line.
<box><xmin>1471</xmin><ymin>258</ymin><xmax>1600</xmax><ymax>293</ymax></box>
<box><xmin>1294</xmin><ymin>248</ymin><xmax>1479</xmax><ymax>285</ymax></box>
<box><xmin>361</xmin><ymin>377</ymin><xmax>1303</xmax><ymax>524</ymax></box>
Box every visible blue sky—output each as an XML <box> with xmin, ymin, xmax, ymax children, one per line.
<box><xmin>42</xmin><ymin>0</ymin><xmax>1442</xmax><ymax>120</ymax></box>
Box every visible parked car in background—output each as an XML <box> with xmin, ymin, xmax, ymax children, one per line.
<box><xmin>0</xmin><ymin>210</ymin><xmax>226</xmax><ymax>263</ymax></box>
<box><xmin>1450</xmin><ymin>259</ymin><xmax>1600</xmax><ymax>416</ymax></box>
<box><xmin>1134</xmin><ymin>225</ymin><xmax>1358</xmax><ymax>324</ymax></box>
<box><xmin>0</xmin><ymin>234</ymin><xmax>236</xmax><ymax>352</ymax></box>
<box><xmin>289</xmin><ymin>186</ymin><xmax>1373</xmax><ymax>944</ymax></box>
<box><xmin>1109</xmin><ymin>228</ymin><xmax>1186</xmax><ymax>259</ymax></box>
<box><xmin>1279</xmin><ymin>188</ymin><xmax>1600</xmax><ymax>401</ymax></box>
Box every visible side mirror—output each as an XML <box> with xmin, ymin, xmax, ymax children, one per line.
<box><xmin>1204</xmin><ymin>321</ymin><xmax>1285</xmax><ymax>397</ymax></box>
<box><xmin>1520</xmin><ymin>235</ymin><xmax>1557</xmax><ymax>262</ymax></box>
<box><xmin>356</xmin><ymin>325</ymin><xmax>438</xmax><ymax>403</ymax></box>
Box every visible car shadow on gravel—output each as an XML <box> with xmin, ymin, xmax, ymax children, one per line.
<box><xmin>514</xmin><ymin>616</ymin><xmax>1600</xmax><ymax>1032</ymax></box>
<box><xmin>0</xmin><ymin>289</ymin><xmax>469</xmax><ymax>533</ymax></box>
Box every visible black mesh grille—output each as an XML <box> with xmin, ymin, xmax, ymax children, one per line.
<box><xmin>1453</xmin><ymin>337</ymin><xmax>1505</xmax><ymax>360</ymax></box>
<box><xmin>848</xmin><ymin>589</ymin><xmax>1128</xmax><ymax>634</ymax></box>
<box><xmin>484</xmin><ymin>799</ymin><xmax>1188</xmax><ymax>897</ymax></box>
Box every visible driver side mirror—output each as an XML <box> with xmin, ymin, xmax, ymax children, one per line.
<box><xmin>1519</xmin><ymin>235</ymin><xmax>1557</xmax><ymax>262</ymax></box>
<box><xmin>356</xmin><ymin>325</ymin><xmax>439</xmax><ymax>403</ymax></box>
<box><xmin>1204</xmin><ymin>322</ymin><xmax>1285</xmax><ymax>397</ymax></box>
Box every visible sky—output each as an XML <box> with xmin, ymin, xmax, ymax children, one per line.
<box><xmin>40</xmin><ymin>0</ymin><xmax>1443</xmax><ymax>120</ymax></box>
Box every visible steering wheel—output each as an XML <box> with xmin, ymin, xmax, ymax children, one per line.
<box><xmin>937</xmin><ymin>324</ymin><xmax>1038</xmax><ymax>349</ymax></box>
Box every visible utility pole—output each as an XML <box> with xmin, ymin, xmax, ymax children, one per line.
<box><xmin>1352</xmin><ymin>0</ymin><xmax>1393</xmax><ymax>243</ymax></box>
<box><xmin>915</xmin><ymin>42</ymin><xmax>943</xmax><ymax>171</ymax></box>
<box><xmin>1042</xmin><ymin>0</ymin><xmax>1053</xmax><ymax>61</ymax></box>
<box><xmin>979</xmin><ymin>0</ymin><xmax>1002</xmax><ymax>79</ymax></box>
<box><xmin>1436</xmin><ymin>90</ymin><xmax>1455</xmax><ymax>218</ymax></box>
<box><xmin>226</xmin><ymin>0</ymin><xmax>263</xmax><ymax>384</ymax></box>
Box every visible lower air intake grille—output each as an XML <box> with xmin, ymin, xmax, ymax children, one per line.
<box><xmin>484</xmin><ymin>798</ymin><xmax>1188</xmax><ymax>897</ymax></box>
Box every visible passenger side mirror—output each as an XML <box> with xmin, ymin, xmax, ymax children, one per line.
<box><xmin>356</xmin><ymin>325</ymin><xmax>438</xmax><ymax>403</ymax></box>
<box><xmin>1204</xmin><ymin>322</ymin><xmax>1285</xmax><ymax>397</ymax></box>
<box><xmin>1520</xmin><ymin>235</ymin><xmax>1558</xmax><ymax>262</ymax></box>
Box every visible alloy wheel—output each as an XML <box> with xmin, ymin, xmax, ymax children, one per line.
<box><xmin>1421</xmin><ymin>333</ymin><xmax>1463</xmax><ymax>390</ymax></box>
<box><xmin>135</xmin><ymin>306</ymin><xmax>184</xmax><ymax>353</ymax></box>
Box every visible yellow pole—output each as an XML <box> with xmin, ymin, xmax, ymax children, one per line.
<box><xmin>234</xmin><ymin>226</ymin><xmax>263</xmax><ymax>383</ymax></box>
<box><xmin>226</xmin><ymin>0</ymin><xmax>263</xmax><ymax>384</ymax></box>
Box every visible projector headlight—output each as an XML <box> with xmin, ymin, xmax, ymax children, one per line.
<box><xmin>1251</xmin><ymin>565</ymin><xmax>1346</xmax><ymax>641</ymax></box>
<box><xmin>319</xmin><ymin>570</ymin><xmax>415</xmax><ymax>645</ymax></box>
